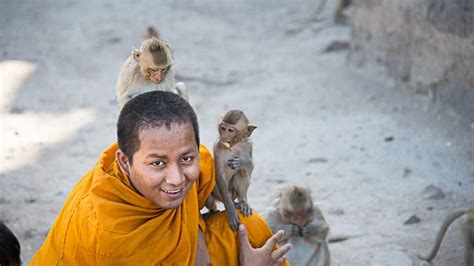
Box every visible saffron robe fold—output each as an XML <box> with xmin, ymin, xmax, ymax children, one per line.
<box><xmin>30</xmin><ymin>143</ymin><xmax>285</xmax><ymax>265</ymax></box>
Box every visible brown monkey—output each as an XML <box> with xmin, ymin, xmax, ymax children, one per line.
<box><xmin>264</xmin><ymin>185</ymin><xmax>330</xmax><ymax>266</ymax></box>
<box><xmin>116</xmin><ymin>27</ymin><xmax>188</xmax><ymax>108</ymax></box>
<box><xmin>205</xmin><ymin>110</ymin><xmax>257</xmax><ymax>230</ymax></box>
<box><xmin>419</xmin><ymin>208</ymin><xmax>474</xmax><ymax>266</ymax></box>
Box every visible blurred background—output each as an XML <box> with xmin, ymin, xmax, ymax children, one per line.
<box><xmin>1</xmin><ymin>0</ymin><xmax>473</xmax><ymax>265</ymax></box>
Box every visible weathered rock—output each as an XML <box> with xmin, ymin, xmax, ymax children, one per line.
<box><xmin>423</xmin><ymin>185</ymin><xmax>445</xmax><ymax>200</ymax></box>
<box><xmin>323</xmin><ymin>40</ymin><xmax>350</xmax><ymax>53</ymax></box>
<box><xmin>307</xmin><ymin>157</ymin><xmax>328</xmax><ymax>164</ymax></box>
<box><xmin>404</xmin><ymin>215</ymin><xmax>421</xmax><ymax>225</ymax></box>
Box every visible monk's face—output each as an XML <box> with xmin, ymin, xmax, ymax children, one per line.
<box><xmin>123</xmin><ymin>122</ymin><xmax>200</xmax><ymax>209</ymax></box>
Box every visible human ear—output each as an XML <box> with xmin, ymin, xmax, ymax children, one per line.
<box><xmin>116</xmin><ymin>149</ymin><xmax>131</xmax><ymax>176</ymax></box>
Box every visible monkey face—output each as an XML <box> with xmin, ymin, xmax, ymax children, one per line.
<box><xmin>218</xmin><ymin>123</ymin><xmax>239</xmax><ymax>144</ymax></box>
<box><xmin>117</xmin><ymin>122</ymin><xmax>200</xmax><ymax>209</ymax></box>
<box><xmin>136</xmin><ymin>49</ymin><xmax>171</xmax><ymax>84</ymax></box>
<box><xmin>283</xmin><ymin>209</ymin><xmax>311</xmax><ymax>228</ymax></box>
<box><xmin>145</xmin><ymin>65</ymin><xmax>170</xmax><ymax>84</ymax></box>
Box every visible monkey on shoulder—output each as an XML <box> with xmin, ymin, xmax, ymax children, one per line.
<box><xmin>116</xmin><ymin>27</ymin><xmax>188</xmax><ymax>108</ymax></box>
<box><xmin>205</xmin><ymin>110</ymin><xmax>257</xmax><ymax>230</ymax></box>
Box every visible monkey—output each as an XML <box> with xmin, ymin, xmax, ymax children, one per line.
<box><xmin>264</xmin><ymin>185</ymin><xmax>330</xmax><ymax>266</ymax></box>
<box><xmin>115</xmin><ymin>27</ymin><xmax>188</xmax><ymax>108</ymax></box>
<box><xmin>419</xmin><ymin>208</ymin><xmax>474</xmax><ymax>266</ymax></box>
<box><xmin>205</xmin><ymin>110</ymin><xmax>257</xmax><ymax>230</ymax></box>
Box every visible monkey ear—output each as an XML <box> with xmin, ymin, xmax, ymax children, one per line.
<box><xmin>132</xmin><ymin>48</ymin><xmax>141</xmax><ymax>62</ymax></box>
<box><xmin>116</xmin><ymin>149</ymin><xmax>131</xmax><ymax>177</ymax></box>
<box><xmin>246</xmin><ymin>124</ymin><xmax>257</xmax><ymax>137</ymax></box>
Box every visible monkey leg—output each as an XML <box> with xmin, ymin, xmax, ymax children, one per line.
<box><xmin>230</xmin><ymin>172</ymin><xmax>252</xmax><ymax>216</ymax></box>
<box><xmin>213</xmin><ymin>172</ymin><xmax>240</xmax><ymax>230</ymax></box>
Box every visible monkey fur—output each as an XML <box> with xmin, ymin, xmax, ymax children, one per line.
<box><xmin>264</xmin><ymin>185</ymin><xmax>331</xmax><ymax>266</ymax></box>
<box><xmin>205</xmin><ymin>110</ymin><xmax>257</xmax><ymax>230</ymax></box>
<box><xmin>116</xmin><ymin>27</ymin><xmax>188</xmax><ymax>108</ymax></box>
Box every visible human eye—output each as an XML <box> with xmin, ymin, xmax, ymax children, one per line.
<box><xmin>151</xmin><ymin>160</ymin><xmax>165</xmax><ymax>167</ymax></box>
<box><xmin>181</xmin><ymin>155</ymin><xmax>194</xmax><ymax>163</ymax></box>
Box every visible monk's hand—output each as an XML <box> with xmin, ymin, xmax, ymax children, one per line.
<box><xmin>238</xmin><ymin>224</ymin><xmax>292</xmax><ymax>266</ymax></box>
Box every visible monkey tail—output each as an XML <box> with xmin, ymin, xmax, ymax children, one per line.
<box><xmin>418</xmin><ymin>208</ymin><xmax>469</xmax><ymax>261</ymax></box>
<box><xmin>143</xmin><ymin>26</ymin><xmax>160</xmax><ymax>40</ymax></box>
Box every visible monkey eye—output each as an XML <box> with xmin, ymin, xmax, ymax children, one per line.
<box><xmin>228</xmin><ymin>128</ymin><xmax>236</xmax><ymax>133</ymax></box>
<box><xmin>220</xmin><ymin>126</ymin><xmax>226</xmax><ymax>131</ymax></box>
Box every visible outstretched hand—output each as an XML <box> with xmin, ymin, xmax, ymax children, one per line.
<box><xmin>238</xmin><ymin>224</ymin><xmax>292</xmax><ymax>266</ymax></box>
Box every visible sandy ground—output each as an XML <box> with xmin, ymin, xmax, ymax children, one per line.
<box><xmin>1</xmin><ymin>0</ymin><xmax>473</xmax><ymax>265</ymax></box>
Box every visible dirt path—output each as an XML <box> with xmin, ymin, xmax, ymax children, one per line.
<box><xmin>1</xmin><ymin>0</ymin><xmax>473</xmax><ymax>264</ymax></box>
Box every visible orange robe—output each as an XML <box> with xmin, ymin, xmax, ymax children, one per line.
<box><xmin>30</xmin><ymin>143</ymin><xmax>285</xmax><ymax>265</ymax></box>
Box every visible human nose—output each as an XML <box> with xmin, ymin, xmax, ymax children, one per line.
<box><xmin>165</xmin><ymin>164</ymin><xmax>185</xmax><ymax>186</ymax></box>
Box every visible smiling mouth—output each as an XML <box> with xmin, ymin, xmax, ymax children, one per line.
<box><xmin>161</xmin><ymin>188</ymin><xmax>183</xmax><ymax>195</ymax></box>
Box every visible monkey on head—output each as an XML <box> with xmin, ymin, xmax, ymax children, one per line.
<box><xmin>116</xmin><ymin>27</ymin><xmax>188</xmax><ymax>108</ymax></box>
<box><xmin>205</xmin><ymin>110</ymin><xmax>257</xmax><ymax>230</ymax></box>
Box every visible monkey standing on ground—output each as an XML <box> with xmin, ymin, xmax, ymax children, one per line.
<box><xmin>264</xmin><ymin>185</ymin><xmax>330</xmax><ymax>266</ymax></box>
<box><xmin>205</xmin><ymin>110</ymin><xmax>257</xmax><ymax>230</ymax></box>
<box><xmin>419</xmin><ymin>208</ymin><xmax>474</xmax><ymax>266</ymax></box>
<box><xmin>116</xmin><ymin>27</ymin><xmax>188</xmax><ymax>108</ymax></box>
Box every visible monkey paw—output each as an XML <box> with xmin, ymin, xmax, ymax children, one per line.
<box><xmin>236</xmin><ymin>201</ymin><xmax>253</xmax><ymax>216</ymax></box>
<box><xmin>227</xmin><ymin>209</ymin><xmax>240</xmax><ymax>230</ymax></box>
<box><xmin>227</xmin><ymin>157</ymin><xmax>242</xmax><ymax>170</ymax></box>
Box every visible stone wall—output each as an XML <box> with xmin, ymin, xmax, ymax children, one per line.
<box><xmin>350</xmin><ymin>0</ymin><xmax>474</xmax><ymax>121</ymax></box>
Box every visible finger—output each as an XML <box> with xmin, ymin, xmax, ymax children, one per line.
<box><xmin>270</xmin><ymin>243</ymin><xmax>292</xmax><ymax>261</ymax></box>
<box><xmin>238</xmin><ymin>224</ymin><xmax>252</xmax><ymax>252</ymax></box>
<box><xmin>274</xmin><ymin>255</ymin><xmax>287</xmax><ymax>266</ymax></box>
<box><xmin>262</xmin><ymin>230</ymin><xmax>284</xmax><ymax>251</ymax></box>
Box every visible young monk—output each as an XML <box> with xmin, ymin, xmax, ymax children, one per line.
<box><xmin>30</xmin><ymin>91</ymin><xmax>291</xmax><ymax>265</ymax></box>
